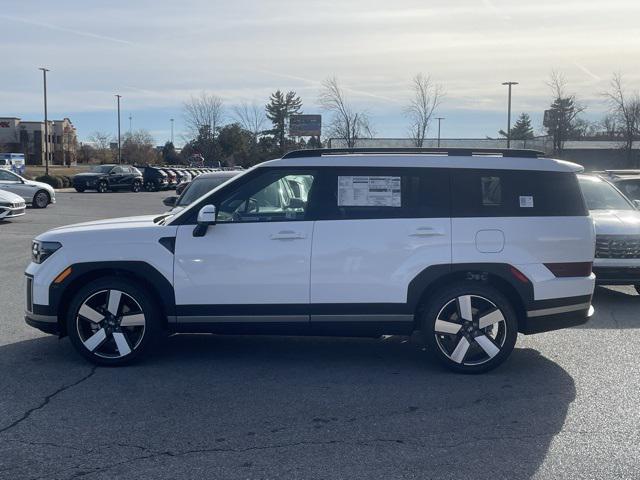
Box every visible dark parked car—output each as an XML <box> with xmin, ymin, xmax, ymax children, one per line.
<box><xmin>142</xmin><ymin>166</ymin><xmax>169</xmax><ymax>191</ymax></box>
<box><xmin>73</xmin><ymin>165</ymin><xmax>143</xmax><ymax>193</ymax></box>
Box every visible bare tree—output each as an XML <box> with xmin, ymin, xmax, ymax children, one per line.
<box><xmin>405</xmin><ymin>73</ymin><xmax>443</xmax><ymax>147</ymax></box>
<box><xmin>183</xmin><ymin>92</ymin><xmax>225</xmax><ymax>140</ymax></box>
<box><xmin>233</xmin><ymin>101</ymin><xmax>267</xmax><ymax>142</ymax></box>
<box><xmin>318</xmin><ymin>77</ymin><xmax>374</xmax><ymax>148</ymax></box>
<box><xmin>88</xmin><ymin>131</ymin><xmax>114</xmax><ymax>163</ymax></box>
<box><xmin>543</xmin><ymin>71</ymin><xmax>585</xmax><ymax>155</ymax></box>
<box><xmin>603</xmin><ymin>73</ymin><xmax>640</xmax><ymax>164</ymax></box>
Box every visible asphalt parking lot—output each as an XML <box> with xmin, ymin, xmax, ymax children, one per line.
<box><xmin>1</xmin><ymin>191</ymin><xmax>639</xmax><ymax>480</ymax></box>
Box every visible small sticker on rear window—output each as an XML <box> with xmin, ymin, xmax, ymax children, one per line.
<box><xmin>519</xmin><ymin>195</ymin><xmax>534</xmax><ymax>208</ymax></box>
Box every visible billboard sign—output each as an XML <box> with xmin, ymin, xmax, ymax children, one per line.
<box><xmin>289</xmin><ymin>115</ymin><xmax>321</xmax><ymax>137</ymax></box>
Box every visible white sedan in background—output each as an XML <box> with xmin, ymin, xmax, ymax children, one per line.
<box><xmin>0</xmin><ymin>189</ymin><xmax>26</xmax><ymax>220</ymax></box>
<box><xmin>0</xmin><ymin>169</ymin><xmax>56</xmax><ymax>208</ymax></box>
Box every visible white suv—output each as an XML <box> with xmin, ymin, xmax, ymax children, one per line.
<box><xmin>24</xmin><ymin>149</ymin><xmax>596</xmax><ymax>373</ymax></box>
<box><xmin>578</xmin><ymin>174</ymin><xmax>640</xmax><ymax>292</ymax></box>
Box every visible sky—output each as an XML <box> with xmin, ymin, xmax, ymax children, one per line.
<box><xmin>2</xmin><ymin>0</ymin><xmax>639</xmax><ymax>146</ymax></box>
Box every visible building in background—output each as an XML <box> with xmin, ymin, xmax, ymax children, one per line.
<box><xmin>0</xmin><ymin>117</ymin><xmax>78</xmax><ymax>166</ymax></box>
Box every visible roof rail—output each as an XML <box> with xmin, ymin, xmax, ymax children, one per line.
<box><xmin>281</xmin><ymin>147</ymin><xmax>545</xmax><ymax>159</ymax></box>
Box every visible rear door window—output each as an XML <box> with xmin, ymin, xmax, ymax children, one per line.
<box><xmin>315</xmin><ymin>167</ymin><xmax>450</xmax><ymax>220</ymax></box>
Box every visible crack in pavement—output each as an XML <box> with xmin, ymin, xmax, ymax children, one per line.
<box><xmin>0</xmin><ymin>366</ymin><xmax>97</xmax><ymax>436</ymax></box>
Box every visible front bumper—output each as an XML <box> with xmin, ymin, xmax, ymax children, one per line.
<box><xmin>593</xmin><ymin>266</ymin><xmax>640</xmax><ymax>285</ymax></box>
<box><xmin>0</xmin><ymin>203</ymin><xmax>26</xmax><ymax>219</ymax></box>
<box><xmin>25</xmin><ymin>312</ymin><xmax>59</xmax><ymax>335</ymax></box>
<box><xmin>521</xmin><ymin>295</ymin><xmax>593</xmax><ymax>334</ymax></box>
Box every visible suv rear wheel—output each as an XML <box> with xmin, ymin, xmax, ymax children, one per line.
<box><xmin>66</xmin><ymin>277</ymin><xmax>162</xmax><ymax>366</ymax></box>
<box><xmin>420</xmin><ymin>282</ymin><xmax>518</xmax><ymax>374</ymax></box>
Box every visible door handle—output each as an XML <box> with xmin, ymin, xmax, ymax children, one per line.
<box><xmin>410</xmin><ymin>227</ymin><xmax>445</xmax><ymax>237</ymax></box>
<box><xmin>270</xmin><ymin>231</ymin><xmax>307</xmax><ymax>240</ymax></box>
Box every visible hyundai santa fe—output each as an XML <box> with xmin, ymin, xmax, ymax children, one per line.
<box><xmin>24</xmin><ymin>148</ymin><xmax>596</xmax><ymax>373</ymax></box>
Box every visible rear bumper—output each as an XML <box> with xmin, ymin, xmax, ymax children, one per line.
<box><xmin>593</xmin><ymin>266</ymin><xmax>640</xmax><ymax>285</ymax></box>
<box><xmin>521</xmin><ymin>295</ymin><xmax>593</xmax><ymax>334</ymax></box>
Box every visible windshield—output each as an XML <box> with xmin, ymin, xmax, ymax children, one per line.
<box><xmin>176</xmin><ymin>175</ymin><xmax>234</xmax><ymax>207</ymax></box>
<box><xmin>579</xmin><ymin>177</ymin><xmax>634</xmax><ymax>211</ymax></box>
<box><xmin>91</xmin><ymin>165</ymin><xmax>114</xmax><ymax>174</ymax></box>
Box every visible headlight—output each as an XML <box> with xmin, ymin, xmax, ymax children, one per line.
<box><xmin>32</xmin><ymin>240</ymin><xmax>62</xmax><ymax>264</ymax></box>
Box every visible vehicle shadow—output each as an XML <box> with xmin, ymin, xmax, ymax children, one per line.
<box><xmin>0</xmin><ymin>334</ymin><xmax>574</xmax><ymax>479</ymax></box>
<box><xmin>576</xmin><ymin>285</ymin><xmax>640</xmax><ymax>329</ymax></box>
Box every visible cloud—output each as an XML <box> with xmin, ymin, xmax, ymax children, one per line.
<box><xmin>0</xmin><ymin>14</ymin><xmax>133</xmax><ymax>45</ymax></box>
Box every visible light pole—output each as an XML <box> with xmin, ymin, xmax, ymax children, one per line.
<box><xmin>115</xmin><ymin>94</ymin><xmax>122</xmax><ymax>163</ymax></box>
<box><xmin>129</xmin><ymin>114</ymin><xmax>132</xmax><ymax>133</ymax></box>
<box><xmin>502</xmin><ymin>81</ymin><xmax>518</xmax><ymax>149</ymax></box>
<box><xmin>435</xmin><ymin>117</ymin><xmax>445</xmax><ymax>147</ymax></box>
<box><xmin>170</xmin><ymin>118</ymin><xmax>174</xmax><ymax>144</ymax></box>
<box><xmin>39</xmin><ymin>67</ymin><xmax>50</xmax><ymax>175</ymax></box>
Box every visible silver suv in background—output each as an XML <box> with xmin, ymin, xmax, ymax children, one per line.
<box><xmin>579</xmin><ymin>174</ymin><xmax>640</xmax><ymax>293</ymax></box>
<box><xmin>163</xmin><ymin>170</ymin><xmax>240</xmax><ymax>213</ymax></box>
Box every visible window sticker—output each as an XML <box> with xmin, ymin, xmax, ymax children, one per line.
<box><xmin>338</xmin><ymin>176</ymin><xmax>401</xmax><ymax>207</ymax></box>
<box><xmin>519</xmin><ymin>195</ymin><xmax>534</xmax><ymax>208</ymax></box>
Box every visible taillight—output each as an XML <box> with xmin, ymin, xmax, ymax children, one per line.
<box><xmin>544</xmin><ymin>262</ymin><xmax>592</xmax><ymax>277</ymax></box>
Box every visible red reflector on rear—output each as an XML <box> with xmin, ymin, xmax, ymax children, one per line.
<box><xmin>510</xmin><ymin>266</ymin><xmax>530</xmax><ymax>283</ymax></box>
<box><xmin>544</xmin><ymin>262</ymin><xmax>593</xmax><ymax>277</ymax></box>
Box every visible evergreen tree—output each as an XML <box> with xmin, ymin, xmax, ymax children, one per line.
<box><xmin>499</xmin><ymin>113</ymin><xmax>534</xmax><ymax>140</ymax></box>
<box><xmin>265</xmin><ymin>90</ymin><xmax>302</xmax><ymax>151</ymax></box>
<box><xmin>162</xmin><ymin>141</ymin><xmax>180</xmax><ymax>164</ymax></box>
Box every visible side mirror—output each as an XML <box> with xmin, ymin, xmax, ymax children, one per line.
<box><xmin>163</xmin><ymin>196</ymin><xmax>177</xmax><ymax>207</ymax></box>
<box><xmin>633</xmin><ymin>199</ymin><xmax>640</xmax><ymax>210</ymax></box>
<box><xmin>193</xmin><ymin>204</ymin><xmax>216</xmax><ymax>237</ymax></box>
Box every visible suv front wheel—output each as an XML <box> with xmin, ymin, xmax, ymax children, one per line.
<box><xmin>66</xmin><ymin>277</ymin><xmax>162</xmax><ymax>366</ymax></box>
<box><xmin>421</xmin><ymin>282</ymin><xmax>518</xmax><ymax>374</ymax></box>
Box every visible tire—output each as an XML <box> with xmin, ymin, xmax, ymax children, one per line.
<box><xmin>131</xmin><ymin>180</ymin><xmax>142</xmax><ymax>192</ymax></box>
<box><xmin>97</xmin><ymin>181</ymin><xmax>108</xmax><ymax>193</ymax></box>
<box><xmin>144</xmin><ymin>182</ymin><xmax>156</xmax><ymax>192</ymax></box>
<box><xmin>75</xmin><ymin>187</ymin><xmax>85</xmax><ymax>193</ymax></box>
<box><xmin>66</xmin><ymin>277</ymin><xmax>163</xmax><ymax>366</ymax></box>
<box><xmin>420</xmin><ymin>282</ymin><xmax>518</xmax><ymax>374</ymax></box>
<box><xmin>32</xmin><ymin>190</ymin><xmax>50</xmax><ymax>209</ymax></box>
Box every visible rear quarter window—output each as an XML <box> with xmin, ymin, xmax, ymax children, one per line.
<box><xmin>451</xmin><ymin>169</ymin><xmax>587</xmax><ymax>217</ymax></box>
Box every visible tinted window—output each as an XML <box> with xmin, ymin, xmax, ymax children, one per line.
<box><xmin>0</xmin><ymin>170</ymin><xmax>19</xmax><ymax>181</ymax></box>
<box><xmin>216</xmin><ymin>170</ymin><xmax>316</xmax><ymax>223</ymax></box>
<box><xmin>615</xmin><ymin>180</ymin><xmax>640</xmax><ymax>201</ymax></box>
<box><xmin>452</xmin><ymin>169</ymin><xmax>587</xmax><ymax>217</ymax></box>
<box><xmin>315</xmin><ymin>167</ymin><xmax>450</xmax><ymax>220</ymax></box>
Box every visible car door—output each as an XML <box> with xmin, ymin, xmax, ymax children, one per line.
<box><xmin>309</xmin><ymin>167</ymin><xmax>451</xmax><ymax>324</ymax></box>
<box><xmin>108</xmin><ymin>166</ymin><xmax>126</xmax><ymax>188</ymax></box>
<box><xmin>0</xmin><ymin>169</ymin><xmax>34</xmax><ymax>201</ymax></box>
<box><xmin>173</xmin><ymin>168</ymin><xmax>318</xmax><ymax>324</ymax></box>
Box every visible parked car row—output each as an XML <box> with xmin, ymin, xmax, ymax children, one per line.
<box><xmin>71</xmin><ymin>164</ymin><xmax>241</xmax><ymax>193</ymax></box>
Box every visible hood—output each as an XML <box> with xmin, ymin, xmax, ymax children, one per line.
<box><xmin>590</xmin><ymin>209</ymin><xmax>640</xmax><ymax>235</ymax></box>
<box><xmin>23</xmin><ymin>178</ymin><xmax>55</xmax><ymax>193</ymax></box>
<box><xmin>0</xmin><ymin>188</ymin><xmax>25</xmax><ymax>203</ymax></box>
<box><xmin>51</xmin><ymin>214</ymin><xmax>160</xmax><ymax>231</ymax></box>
